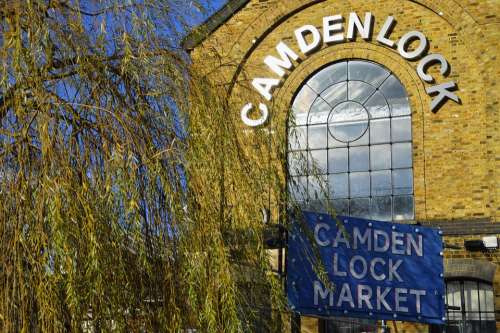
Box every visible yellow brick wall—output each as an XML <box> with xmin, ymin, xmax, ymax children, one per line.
<box><xmin>189</xmin><ymin>0</ymin><xmax>500</xmax><ymax>331</ymax></box>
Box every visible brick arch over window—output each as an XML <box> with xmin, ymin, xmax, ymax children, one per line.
<box><xmin>444</xmin><ymin>259</ymin><xmax>497</xmax><ymax>283</ymax></box>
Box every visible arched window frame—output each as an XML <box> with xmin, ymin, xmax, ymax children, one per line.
<box><xmin>287</xmin><ymin>59</ymin><xmax>414</xmax><ymax>222</ymax></box>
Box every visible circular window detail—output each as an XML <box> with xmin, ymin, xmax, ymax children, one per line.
<box><xmin>328</xmin><ymin>101</ymin><xmax>369</xmax><ymax>143</ymax></box>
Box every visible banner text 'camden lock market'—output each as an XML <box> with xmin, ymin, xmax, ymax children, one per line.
<box><xmin>287</xmin><ymin>214</ymin><xmax>445</xmax><ymax>324</ymax></box>
<box><xmin>312</xmin><ymin>224</ymin><xmax>426</xmax><ymax>313</ymax></box>
<box><xmin>240</xmin><ymin>12</ymin><xmax>461</xmax><ymax>127</ymax></box>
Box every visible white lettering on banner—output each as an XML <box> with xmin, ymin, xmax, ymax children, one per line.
<box><xmin>314</xmin><ymin>280</ymin><xmax>334</xmax><ymax>306</ymax></box>
<box><xmin>388</xmin><ymin>259</ymin><xmax>403</xmax><ymax>282</ymax></box>
<box><xmin>312</xmin><ymin>281</ymin><xmax>428</xmax><ymax>314</ymax></box>
<box><xmin>370</xmin><ymin>258</ymin><xmax>386</xmax><ymax>281</ymax></box>
<box><xmin>392</xmin><ymin>232</ymin><xmax>405</xmax><ymax>255</ymax></box>
<box><xmin>407</xmin><ymin>233</ymin><xmax>423</xmax><ymax>256</ymax></box>
<box><xmin>333</xmin><ymin>229</ymin><xmax>350</xmax><ymax>248</ymax></box>
<box><xmin>333</xmin><ymin>255</ymin><xmax>403</xmax><ymax>281</ymax></box>
<box><xmin>410</xmin><ymin>289</ymin><xmax>426</xmax><ymax>313</ymax></box>
<box><xmin>377</xmin><ymin>286</ymin><xmax>392</xmax><ymax>311</ymax></box>
<box><xmin>374</xmin><ymin>229</ymin><xmax>390</xmax><ymax>252</ymax></box>
<box><xmin>333</xmin><ymin>253</ymin><xmax>347</xmax><ymax>277</ymax></box>
<box><xmin>324</xmin><ymin>228</ymin><xmax>423</xmax><ymax>257</ymax></box>
<box><xmin>337</xmin><ymin>283</ymin><xmax>355</xmax><ymax>308</ymax></box>
<box><xmin>353</xmin><ymin>227</ymin><xmax>372</xmax><ymax>250</ymax></box>
<box><xmin>358</xmin><ymin>285</ymin><xmax>373</xmax><ymax>309</ymax></box>
<box><xmin>240</xmin><ymin>12</ymin><xmax>460</xmax><ymax>126</ymax></box>
<box><xmin>349</xmin><ymin>255</ymin><xmax>368</xmax><ymax>279</ymax></box>
<box><xmin>314</xmin><ymin>223</ymin><xmax>330</xmax><ymax>246</ymax></box>
<box><xmin>395</xmin><ymin>288</ymin><xmax>409</xmax><ymax>312</ymax></box>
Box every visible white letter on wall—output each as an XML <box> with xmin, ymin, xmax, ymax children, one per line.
<box><xmin>264</xmin><ymin>41</ymin><xmax>299</xmax><ymax>77</ymax></box>
<box><xmin>295</xmin><ymin>25</ymin><xmax>321</xmax><ymax>55</ymax></box>
<box><xmin>323</xmin><ymin>15</ymin><xmax>344</xmax><ymax>43</ymax></box>
<box><xmin>398</xmin><ymin>31</ymin><xmax>428</xmax><ymax>60</ymax></box>
<box><xmin>376</xmin><ymin>16</ymin><xmax>396</xmax><ymax>47</ymax></box>
<box><xmin>347</xmin><ymin>12</ymin><xmax>373</xmax><ymax>40</ymax></box>
<box><xmin>252</xmin><ymin>78</ymin><xmax>280</xmax><ymax>101</ymax></box>
<box><xmin>426</xmin><ymin>81</ymin><xmax>460</xmax><ymax>112</ymax></box>
<box><xmin>417</xmin><ymin>53</ymin><xmax>449</xmax><ymax>83</ymax></box>
<box><xmin>241</xmin><ymin>103</ymin><xmax>269</xmax><ymax>127</ymax></box>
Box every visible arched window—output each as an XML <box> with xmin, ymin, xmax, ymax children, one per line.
<box><xmin>288</xmin><ymin>60</ymin><xmax>414</xmax><ymax>221</ymax></box>
<box><xmin>430</xmin><ymin>279</ymin><xmax>496</xmax><ymax>333</ymax></box>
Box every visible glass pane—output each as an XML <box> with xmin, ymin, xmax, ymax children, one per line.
<box><xmin>288</xmin><ymin>151</ymin><xmax>307</xmax><ymax>176</ymax></box>
<box><xmin>329</xmin><ymin>121</ymin><xmax>368</xmax><ymax>143</ymax></box>
<box><xmin>370</xmin><ymin>118</ymin><xmax>391</xmax><ymax>144</ymax></box>
<box><xmin>309</xmin><ymin>200</ymin><xmax>327</xmax><ymax>213</ymax></box>
<box><xmin>348</xmin><ymin>60</ymin><xmax>390</xmax><ymax>87</ymax></box>
<box><xmin>329</xmin><ymin>173</ymin><xmax>348</xmax><ymax>199</ymax></box>
<box><xmin>309</xmin><ymin>150</ymin><xmax>327</xmax><ymax>175</ymax></box>
<box><xmin>329</xmin><ymin>100</ymin><xmax>368</xmax><ymax>123</ymax></box>
<box><xmin>308</xmin><ymin>175</ymin><xmax>327</xmax><ymax>200</ymax></box>
<box><xmin>365</xmin><ymin>91</ymin><xmax>390</xmax><ymax>119</ymax></box>
<box><xmin>308</xmin><ymin>97</ymin><xmax>330</xmax><ymax>124</ymax></box>
<box><xmin>292</xmin><ymin>84</ymin><xmax>317</xmax><ymax>122</ymax></box>
<box><xmin>328</xmin><ymin>148</ymin><xmax>348</xmax><ymax>173</ymax></box>
<box><xmin>447</xmin><ymin>281</ymin><xmax>461</xmax><ymax>307</ymax></box>
<box><xmin>379</xmin><ymin>75</ymin><xmax>411</xmax><ymax>116</ymax></box>
<box><xmin>479</xmin><ymin>283</ymin><xmax>495</xmax><ymax>320</ymax></box>
<box><xmin>446</xmin><ymin>281</ymin><xmax>462</xmax><ymax>321</ymax></box>
<box><xmin>370</xmin><ymin>144</ymin><xmax>391</xmax><ymax>170</ymax></box>
<box><xmin>464</xmin><ymin>281</ymin><xmax>480</xmax><ymax>320</ymax></box>
<box><xmin>290</xmin><ymin>106</ymin><xmax>308</xmax><ymax>126</ymax></box>
<box><xmin>392</xmin><ymin>116</ymin><xmax>412</xmax><ymax>142</ymax></box>
<box><xmin>307</xmin><ymin>62</ymin><xmax>347</xmax><ymax>94</ymax></box>
<box><xmin>348</xmin><ymin>81</ymin><xmax>376</xmax><ymax>104</ymax></box>
<box><xmin>393</xmin><ymin>168</ymin><xmax>413</xmax><ymax>195</ymax></box>
<box><xmin>349</xmin><ymin>146</ymin><xmax>369</xmax><ymax>172</ymax></box>
<box><xmin>350</xmin><ymin>172</ymin><xmax>370</xmax><ymax>197</ymax></box>
<box><xmin>328</xmin><ymin>131</ymin><xmax>348</xmax><ymax>148</ymax></box>
<box><xmin>371</xmin><ymin>196</ymin><xmax>392</xmax><ymax>221</ymax></box>
<box><xmin>392</xmin><ymin>142</ymin><xmax>412</xmax><ymax>168</ymax></box>
<box><xmin>393</xmin><ymin>195</ymin><xmax>414</xmax><ymax>221</ymax></box>
<box><xmin>331</xmin><ymin>199</ymin><xmax>349</xmax><ymax>216</ymax></box>
<box><xmin>350</xmin><ymin>131</ymin><xmax>369</xmax><ymax>150</ymax></box>
<box><xmin>289</xmin><ymin>176</ymin><xmax>307</xmax><ymax>201</ymax></box>
<box><xmin>350</xmin><ymin>197</ymin><xmax>370</xmax><ymax>219</ymax></box>
<box><xmin>320</xmin><ymin>82</ymin><xmax>347</xmax><ymax>107</ymax></box>
<box><xmin>288</xmin><ymin>126</ymin><xmax>307</xmax><ymax>151</ymax></box>
<box><xmin>371</xmin><ymin>170</ymin><xmax>392</xmax><ymax>196</ymax></box>
<box><xmin>308</xmin><ymin>124</ymin><xmax>327</xmax><ymax>149</ymax></box>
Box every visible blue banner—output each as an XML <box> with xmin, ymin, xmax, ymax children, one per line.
<box><xmin>287</xmin><ymin>212</ymin><xmax>445</xmax><ymax>324</ymax></box>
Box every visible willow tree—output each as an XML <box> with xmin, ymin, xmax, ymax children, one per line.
<box><xmin>0</xmin><ymin>1</ymin><xmax>287</xmax><ymax>332</ymax></box>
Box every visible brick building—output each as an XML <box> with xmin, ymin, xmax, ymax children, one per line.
<box><xmin>183</xmin><ymin>1</ymin><xmax>500</xmax><ymax>332</ymax></box>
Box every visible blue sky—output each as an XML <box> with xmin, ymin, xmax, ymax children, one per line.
<box><xmin>189</xmin><ymin>0</ymin><xmax>229</xmax><ymax>27</ymax></box>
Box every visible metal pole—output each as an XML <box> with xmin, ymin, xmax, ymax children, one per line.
<box><xmin>291</xmin><ymin>313</ymin><xmax>301</xmax><ymax>333</ymax></box>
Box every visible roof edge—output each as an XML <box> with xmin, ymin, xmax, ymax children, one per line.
<box><xmin>182</xmin><ymin>0</ymin><xmax>250</xmax><ymax>51</ymax></box>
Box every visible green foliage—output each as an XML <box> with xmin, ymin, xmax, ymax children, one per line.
<box><xmin>0</xmin><ymin>1</ymin><xmax>287</xmax><ymax>332</ymax></box>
